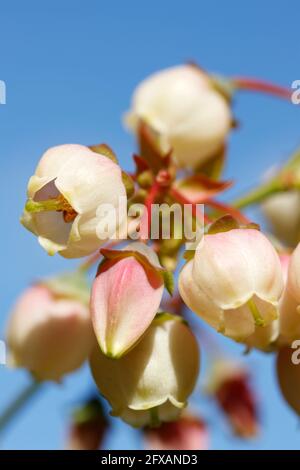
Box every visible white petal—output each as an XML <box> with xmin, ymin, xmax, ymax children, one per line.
<box><xmin>179</xmin><ymin>261</ymin><xmax>222</xmax><ymax>330</ymax></box>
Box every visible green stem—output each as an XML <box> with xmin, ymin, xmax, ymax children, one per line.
<box><xmin>232</xmin><ymin>180</ymin><xmax>284</xmax><ymax>209</ymax></box>
<box><xmin>149</xmin><ymin>407</ymin><xmax>160</xmax><ymax>428</ymax></box>
<box><xmin>0</xmin><ymin>380</ymin><xmax>42</xmax><ymax>435</ymax></box>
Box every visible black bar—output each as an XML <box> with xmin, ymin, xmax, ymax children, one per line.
<box><xmin>0</xmin><ymin>450</ymin><xmax>300</xmax><ymax>465</ymax></box>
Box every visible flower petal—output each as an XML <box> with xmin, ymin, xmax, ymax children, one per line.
<box><xmin>91</xmin><ymin>256</ymin><xmax>164</xmax><ymax>358</ymax></box>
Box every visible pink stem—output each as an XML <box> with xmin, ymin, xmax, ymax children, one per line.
<box><xmin>79</xmin><ymin>240</ymin><xmax>122</xmax><ymax>272</ymax></box>
<box><xmin>232</xmin><ymin>76</ymin><xmax>291</xmax><ymax>100</ymax></box>
<box><xmin>139</xmin><ymin>182</ymin><xmax>161</xmax><ymax>241</ymax></box>
<box><xmin>207</xmin><ymin>199</ymin><xmax>250</xmax><ymax>224</ymax></box>
<box><xmin>170</xmin><ymin>187</ymin><xmax>211</xmax><ymax>224</ymax></box>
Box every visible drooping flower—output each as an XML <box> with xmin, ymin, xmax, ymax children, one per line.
<box><xmin>244</xmin><ymin>321</ymin><xmax>279</xmax><ymax>352</ymax></box>
<box><xmin>144</xmin><ymin>415</ymin><xmax>209</xmax><ymax>450</ymax></box>
<box><xmin>21</xmin><ymin>144</ymin><xmax>127</xmax><ymax>258</ymax></box>
<box><xmin>206</xmin><ymin>360</ymin><xmax>259</xmax><ymax>438</ymax></box>
<box><xmin>6</xmin><ymin>281</ymin><xmax>94</xmax><ymax>381</ymax></box>
<box><xmin>276</xmin><ymin>346</ymin><xmax>300</xmax><ymax>416</ymax></box>
<box><xmin>125</xmin><ymin>64</ymin><xmax>232</xmax><ymax>170</ymax></box>
<box><xmin>261</xmin><ymin>150</ymin><xmax>300</xmax><ymax>248</ymax></box>
<box><xmin>247</xmin><ymin>254</ymin><xmax>288</xmax><ymax>351</ymax></box>
<box><xmin>90</xmin><ymin>314</ymin><xmax>200</xmax><ymax>428</ymax></box>
<box><xmin>179</xmin><ymin>223</ymin><xmax>283</xmax><ymax>342</ymax></box>
<box><xmin>262</xmin><ymin>190</ymin><xmax>300</xmax><ymax>247</ymax></box>
<box><xmin>279</xmin><ymin>245</ymin><xmax>300</xmax><ymax>343</ymax></box>
<box><xmin>91</xmin><ymin>242</ymin><xmax>165</xmax><ymax>358</ymax></box>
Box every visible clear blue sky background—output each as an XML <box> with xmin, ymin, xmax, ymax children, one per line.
<box><xmin>0</xmin><ymin>0</ymin><xmax>299</xmax><ymax>450</ymax></box>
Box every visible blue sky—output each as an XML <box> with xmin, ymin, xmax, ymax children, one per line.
<box><xmin>0</xmin><ymin>0</ymin><xmax>299</xmax><ymax>450</ymax></box>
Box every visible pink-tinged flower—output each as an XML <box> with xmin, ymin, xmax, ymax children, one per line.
<box><xmin>6</xmin><ymin>284</ymin><xmax>94</xmax><ymax>381</ymax></box>
<box><xmin>279</xmin><ymin>245</ymin><xmax>300</xmax><ymax>343</ymax></box>
<box><xmin>66</xmin><ymin>398</ymin><xmax>108</xmax><ymax>450</ymax></box>
<box><xmin>276</xmin><ymin>346</ymin><xmax>300</xmax><ymax>416</ymax></box>
<box><xmin>90</xmin><ymin>314</ymin><xmax>200</xmax><ymax>428</ymax></box>
<box><xmin>144</xmin><ymin>415</ymin><xmax>208</xmax><ymax>450</ymax></box>
<box><xmin>279</xmin><ymin>253</ymin><xmax>291</xmax><ymax>283</ymax></box>
<box><xmin>244</xmin><ymin>255</ymin><xmax>289</xmax><ymax>351</ymax></box>
<box><xmin>206</xmin><ymin>361</ymin><xmax>259</xmax><ymax>438</ymax></box>
<box><xmin>125</xmin><ymin>64</ymin><xmax>232</xmax><ymax>170</ymax></box>
<box><xmin>284</xmin><ymin>244</ymin><xmax>300</xmax><ymax>302</ymax></box>
<box><xmin>179</xmin><ymin>228</ymin><xmax>283</xmax><ymax>342</ymax></box>
<box><xmin>21</xmin><ymin>144</ymin><xmax>127</xmax><ymax>258</ymax></box>
<box><xmin>91</xmin><ymin>242</ymin><xmax>164</xmax><ymax>358</ymax></box>
<box><xmin>262</xmin><ymin>190</ymin><xmax>300</xmax><ymax>247</ymax></box>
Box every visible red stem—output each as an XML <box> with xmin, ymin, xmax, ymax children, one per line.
<box><xmin>232</xmin><ymin>77</ymin><xmax>291</xmax><ymax>100</ymax></box>
<box><xmin>171</xmin><ymin>187</ymin><xmax>211</xmax><ymax>223</ymax></box>
<box><xmin>139</xmin><ymin>182</ymin><xmax>161</xmax><ymax>240</ymax></box>
<box><xmin>206</xmin><ymin>199</ymin><xmax>250</xmax><ymax>224</ymax></box>
<box><xmin>79</xmin><ymin>240</ymin><xmax>122</xmax><ymax>272</ymax></box>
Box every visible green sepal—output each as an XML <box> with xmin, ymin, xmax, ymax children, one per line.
<box><xmin>100</xmin><ymin>248</ymin><xmax>164</xmax><ymax>274</ymax></box>
<box><xmin>72</xmin><ymin>398</ymin><xmax>105</xmax><ymax>425</ymax></box>
<box><xmin>208</xmin><ymin>215</ymin><xmax>260</xmax><ymax>235</ymax></box>
<box><xmin>183</xmin><ymin>249</ymin><xmax>196</xmax><ymax>261</ymax></box>
<box><xmin>42</xmin><ymin>271</ymin><xmax>90</xmax><ymax>306</ymax></box>
<box><xmin>138</xmin><ymin>121</ymin><xmax>170</xmax><ymax>174</ymax></box>
<box><xmin>153</xmin><ymin>311</ymin><xmax>188</xmax><ymax>326</ymax></box>
<box><xmin>122</xmin><ymin>171</ymin><xmax>135</xmax><ymax>199</ymax></box>
<box><xmin>210</xmin><ymin>73</ymin><xmax>235</xmax><ymax>102</ymax></box>
<box><xmin>89</xmin><ymin>143</ymin><xmax>118</xmax><ymax>163</ymax></box>
<box><xmin>162</xmin><ymin>270</ymin><xmax>174</xmax><ymax>296</ymax></box>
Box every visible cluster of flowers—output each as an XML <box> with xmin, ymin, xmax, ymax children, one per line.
<box><xmin>4</xmin><ymin>64</ymin><xmax>300</xmax><ymax>446</ymax></box>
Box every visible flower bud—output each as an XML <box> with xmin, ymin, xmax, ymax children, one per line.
<box><xmin>144</xmin><ymin>415</ymin><xmax>208</xmax><ymax>450</ymax></box>
<box><xmin>66</xmin><ymin>398</ymin><xmax>108</xmax><ymax>450</ymax></box>
<box><xmin>91</xmin><ymin>242</ymin><xmax>164</xmax><ymax>358</ymax></box>
<box><xmin>90</xmin><ymin>314</ymin><xmax>200</xmax><ymax>428</ymax></box>
<box><xmin>262</xmin><ymin>190</ymin><xmax>300</xmax><ymax>247</ymax></box>
<box><xmin>179</xmin><ymin>227</ymin><xmax>283</xmax><ymax>342</ymax></box>
<box><xmin>206</xmin><ymin>360</ymin><xmax>259</xmax><ymax>438</ymax></box>
<box><xmin>125</xmin><ymin>65</ymin><xmax>232</xmax><ymax>170</ymax></box>
<box><xmin>21</xmin><ymin>144</ymin><xmax>127</xmax><ymax>258</ymax></box>
<box><xmin>6</xmin><ymin>284</ymin><xmax>94</xmax><ymax>381</ymax></box>
<box><xmin>276</xmin><ymin>346</ymin><xmax>300</xmax><ymax>416</ymax></box>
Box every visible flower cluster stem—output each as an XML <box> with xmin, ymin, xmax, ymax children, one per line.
<box><xmin>232</xmin><ymin>180</ymin><xmax>285</xmax><ymax>210</ymax></box>
<box><xmin>232</xmin><ymin>77</ymin><xmax>291</xmax><ymax>100</ymax></box>
<box><xmin>0</xmin><ymin>380</ymin><xmax>42</xmax><ymax>436</ymax></box>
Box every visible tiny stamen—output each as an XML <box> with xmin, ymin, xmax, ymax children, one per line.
<box><xmin>25</xmin><ymin>195</ymin><xmax>77</xmax><ymax>222</ymax></box>
<box><xmin>247</xmin><ymin>298</ymin><xmax>265</xmax><ymax>327</ymax></box>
